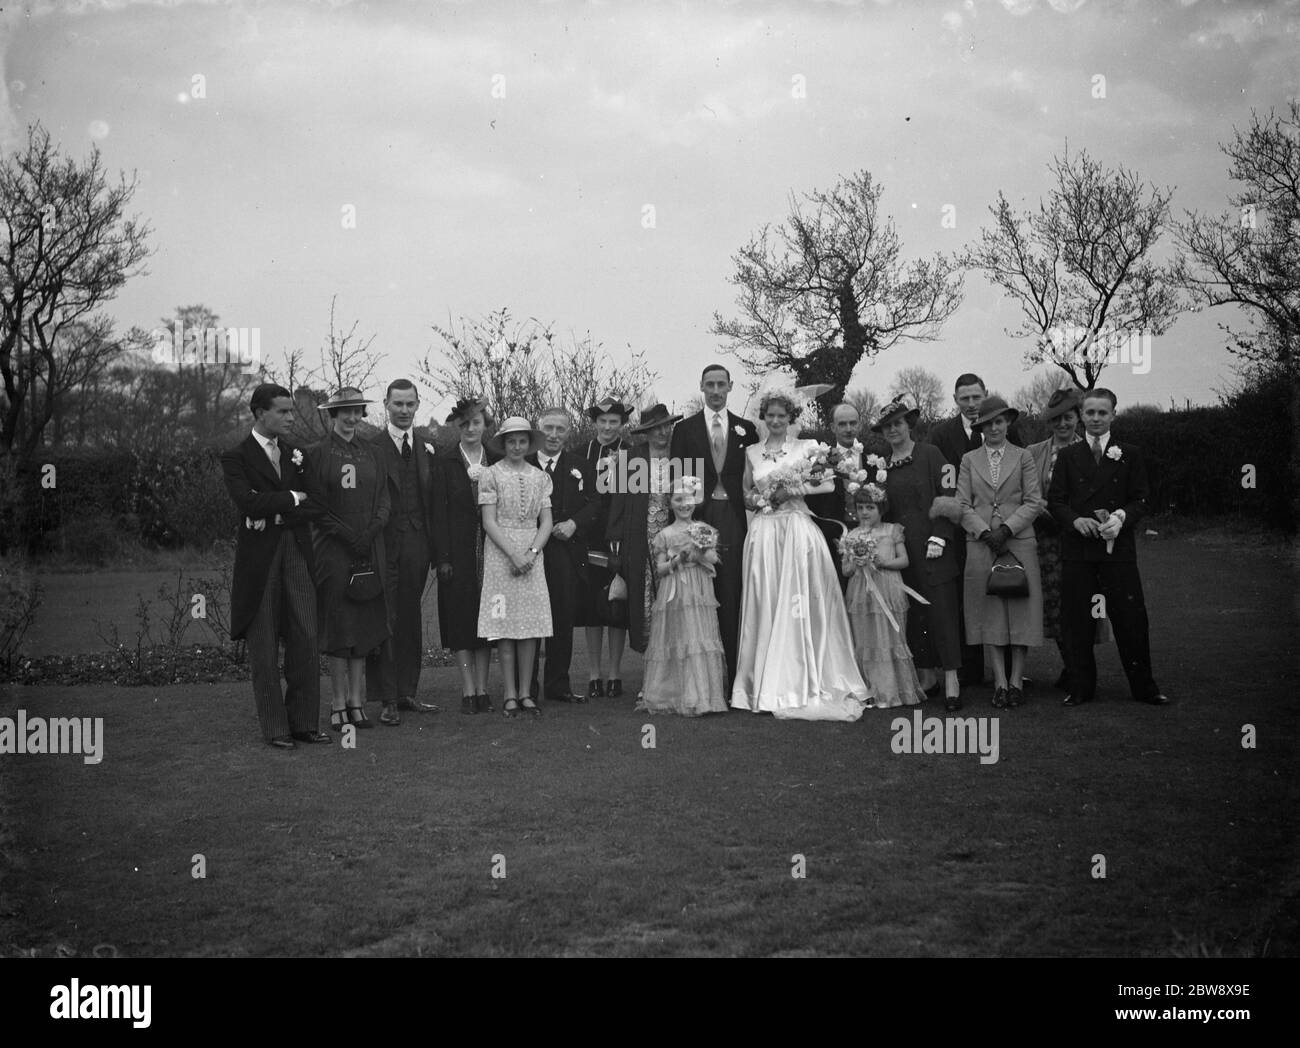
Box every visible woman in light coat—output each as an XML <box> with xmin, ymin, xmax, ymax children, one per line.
<box><xmin>956</xmin><ymin>396</ymin><xmax>1045</xmax><ymax>709</ymax></box>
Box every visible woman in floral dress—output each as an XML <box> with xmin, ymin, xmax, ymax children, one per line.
<box><xmin>477</xmin><ymin>416</ymin><xmax>553</xmax><ymax>718</ymax></box>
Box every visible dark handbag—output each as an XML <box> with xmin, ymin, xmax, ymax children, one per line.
<box><xmin>346</xmin><ymin>560</ymin><xmax>383</xmax><ymax>602</ymax></box>
<box><xmin>986</xmin><ymin>551</ymin><xmax>1029</xmax><ymax>598</ymax></box>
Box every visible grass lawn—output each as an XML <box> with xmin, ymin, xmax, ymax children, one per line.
<box><xmin>2</xmin><ymin>534</ymin><xmax>1297</xmax><ymax>956</ymax></box>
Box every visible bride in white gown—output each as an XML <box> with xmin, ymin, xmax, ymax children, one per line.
<box><xmin>730</xmin><ymin>392</ymin><xmax>872</xmax><ymax>720</ymax></box>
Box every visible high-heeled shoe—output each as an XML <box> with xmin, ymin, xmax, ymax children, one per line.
<box><xmin>606</xmin><ymin>679</ymin><xmax>623</xmax><ymax>698</ymax></box>
<box><xmin>460</xmin><ymin>695</ymin><xmax>477</xmax><ymax>715</ymax></box>
<box><xmin>476</xmin><ymin>693</ymin><xmax>494</xmax><ymax>714</ymax></box>
<box><xmin>330</xmin><ymin>708</ymin><xmax>347</xmax><ymax>731</ymax></box>
<box><xmin>587</xmin><ymin>679</ymin><xmax>604</xmax><ymax>700</ymax></box>
<box><xmin>991</xmin><ymin>687</ymin><xmax>1008</xmax><ymax>710</ymax></box>
<box><xmin>502</xmin><ymin>698</ymin><xmax>520</xmax><ymax>719</ymax></box>
<box><xmin>520</xmin><ymin>695</ymin><xmax>542</xmax><ymax>719</ymax></box>
<box><xmin>1006</xmin><ymin>686</ymin><xmax>1023</xmax><ymax>708</ymax></box>
<box><xmin>347</xmin><ymin>705</ymin><xmax>373</xmax><ymax>728</ymax></box>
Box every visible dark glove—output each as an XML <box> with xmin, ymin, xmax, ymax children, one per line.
<box><xmin>350</xmin><ymin>529</ymin><xmax>372</xmax><ymax>558</ymax></box>
<box><xmin>987</xmin><ymin>524</ymin><xmax>1013</xmax><ymax>555</ymax></box>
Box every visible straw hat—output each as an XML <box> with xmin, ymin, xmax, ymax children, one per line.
<box><xmin>486</xmin><ymin>416</ymin><xmax>546</xmax><ymax>455</ymax></box>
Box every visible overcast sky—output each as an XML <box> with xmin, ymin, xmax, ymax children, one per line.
<box><xmin>4</xmin><ymin>0</ymin><xmax>1297</xmax><ymax>425</ymax></box>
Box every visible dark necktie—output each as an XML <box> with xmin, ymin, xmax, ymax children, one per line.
<box><xmin>401</xmin><ymin>433</ymin><xmax>411</xmax><ymax>461</ymax></box>
<box><xmin>545</xmin><ymin>458</ymin><xmax>555</xmax><ymax>475</ymax></box>
<box><xmin>1091</xmin><ymin>437</ymin><xmax>1103</xmax><ymax>464</ymax></box>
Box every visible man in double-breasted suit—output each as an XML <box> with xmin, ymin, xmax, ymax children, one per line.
<box><xmin>528</xmin><ymin>408</ymin><xmax>599</xmax><ymax>703</ymax></box>
<box><xmin>1048</xmin><ymin>389</ymin><xmax>1169</xmax><ymax>707</ymax></box>
<box><xmin>220</xmin><ymin>383</ymin><xmax>331</xmax><ymax>749</ymax></box>
<box><xmin>668</xmin><ymin>364</ymin><xmax>760</xmax><ymax>684</ymax></box>
<box><xmin>365</xmin><ymin>379</ymin><xmax>450</xmax><ymax>725</ymax></box>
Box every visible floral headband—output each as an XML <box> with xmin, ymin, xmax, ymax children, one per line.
<box><xmin>672</xmin><ymin>475</ymin><xmax>705</xmax><ymax>502</ymax></box>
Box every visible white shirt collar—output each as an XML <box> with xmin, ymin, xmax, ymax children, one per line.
<box><xmin>962</xmin><ymin>416</ymin><xmax>974</xmax><ymax>439</ymax></box>
<box><xmin>712</xmin><ymin>410</ymin><xmax>727</xmax><ymax>426</ymax></box>
<box><xmin>388</xmin><ymin>422</ymin><xmax>413</xmax><ymax>449</ymax></box>
<box><xmin>252</xmin><ymin>429</ymin><xmax>277</xmax><ymax>452</ymax></box>
<box><xmin>538</xmin><ymin>451</ymin><xmax>556</xmax><ymax>466</ymax></box>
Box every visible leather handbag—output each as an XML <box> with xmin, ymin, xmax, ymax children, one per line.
<box><xmin>346</xmin><ymin>560</ymin><xmax>383</xmax><ymax>602</ymax></box>
<box><xmin>986</xmin><ymin>551</ymin><xmax>1030</xmax><ymax>598</ymax></box>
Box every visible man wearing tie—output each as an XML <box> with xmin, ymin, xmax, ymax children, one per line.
<box><xmin>367</xmin><ymin>379</ymin><xmax>449</xmax><ymax>726</ymax></box>
<box><xmin>1048</xmin><ymin>389</ymin><xmax>1169</xmax><ymax>708</ymax></box>
<box><xmin>669</xmin><ymin>364</ymin><xmax>760</xmax><ymax>685</ymax></box>
<box><xmin>528</xmin><ymin>408</ymin><xmax>599</xmax><ymax>704</ymax></box>
<box><xmin>220</xmin><ymin>384</ymin><xmax>331</xmax><ymax>749</ymax></box>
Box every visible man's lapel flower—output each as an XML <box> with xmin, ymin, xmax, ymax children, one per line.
<box><xmin>290</xmin><ymin>448</ymin><xmax>303</xmax><ymax>467</ymax></box>
<box><xmin>733</xmin><ymin>424</ymin><xmax>746</xmax><ymax>437</ymax></box>
<box><xmin>424</xmin><ymin>442</ymin><xmax>436</xmax><ymax>456</ymax></box>
<box><xmin>570</xmin><ymin>467</ymin><xmax>584</xmax><ymax>490</ymax></box>
<box><xmin>1106</xmin><ymin>445</ymin><xmax>1123</xmax><ymax>461</ymax></box>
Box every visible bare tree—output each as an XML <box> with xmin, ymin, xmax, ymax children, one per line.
<box><xmin>712</xmin><ymin>170</ymin><xmax>963</xmax><ymax>419</ymax></box>
<box><xmin>418</xmin><ymin>308</ymin><xmax>655</xmax><ymax>440</ymax></box>
<box><xmin>887</xmin><ymin>366</ymin><xmax>945</xmax><ymax>422</ymax></box>
<box><xmin>1175</xmin><ymin>102</ymin><xmax>1300</xmax><ymax>377</ymax></box>
<box><xmin>0</xmin><ymin>123</ymin><xmax>152</xmax><ymax>465</ymax></box>
<box><xmin>1011</xmin><ymin>369</ymin><xmax>1071</xmax><ymax>417</ymax></box>
<box><xmin>963</xmin><ymin>146</ymin><xmax>1182</xmax><ymax>388</ymax></box>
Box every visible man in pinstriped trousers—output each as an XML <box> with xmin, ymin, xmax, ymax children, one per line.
<box><xmin>220</xmin><ymin>384</ymin><xmax>332</xmax><ymax>749</ymax></box>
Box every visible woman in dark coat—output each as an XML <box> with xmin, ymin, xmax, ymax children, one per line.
<box><xmin>874</xmin><ymin>399</ymin><xmax>965</xmax><ymax>710</ymax></box>
<box><xmin>309</xmin><ymin>387</ymin><xmax>392</xmax><ymax>731</ymax></box>
<box><xmin>435</xmin><ymin>397</ymin><xmax>501</xmax><ymax>715</ymax></box>
<box><xmin>606</xmin><ymin>404</ymin><xmax>683</xmax><ymax>663</ymax></box>
<box><xmin>579</xmin><ymin>397</ymin><xmax>633</xmax><ymax>699</ymax></box>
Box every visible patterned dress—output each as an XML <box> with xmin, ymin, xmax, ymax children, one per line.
<box><xmin>844</xmin><ymin>523</ymin><xmax>925</xmax><ymax>708</ymax></box>
<box><xmin>641</xmin><ymin>525</ymin><xmax>729</xmax><ymax>716</ymax></box>
<box><xmin>476</xmin><ymin>462</ymin><xmax>554</xmax><ymax>642</ymax></box>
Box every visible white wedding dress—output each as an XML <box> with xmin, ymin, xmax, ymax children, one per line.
<box><xmin>730</xmin><ymin>437</ymin><xmax>872</xmax><ymax>720</ymax></box>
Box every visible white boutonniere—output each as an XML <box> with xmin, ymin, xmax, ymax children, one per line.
<box><xmin>1106</xmin><ymin>446</ymin><xmax>1122</xmax><ymax>461</ymax></box>
<box><xmin>733</xmin><ymin>424</ymin><xmax>746</xmax><ymax>437</ymax></box>
<box><xmin>569</xmin><ymin>467</ymin><xmax>584</xmax><ymax>490</ymax></box>
<box><xmin>424</xmin><ymin>442</ymin><xmax>436</xmax><ymax>456</ymax></box>
<box><xmin>290</xmin><ymin>449</ymin><xmax>303</xmax><ymax>467</ymax></box>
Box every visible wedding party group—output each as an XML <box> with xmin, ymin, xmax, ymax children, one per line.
<box><xmin>220</xmin><ymin>365</ymin><xmax>1169</xmax><ymax>750</ymax></box>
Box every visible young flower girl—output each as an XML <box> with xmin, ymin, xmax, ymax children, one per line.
<box><xmin>842</xmin><ymin>485</ymin><xmax>926</xmax><ymax>709</ymax></box>
<box><xmin>639</xmin><ymin>476</ymin><xmax>729</xmax><ymax>716</ymax></box>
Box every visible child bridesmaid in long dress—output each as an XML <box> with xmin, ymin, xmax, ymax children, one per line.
<box><xmin>842</xmin><ymin>485</ymin><xmax>926</xmax><ymax>709</ymax></box>
<box><xmin>639</xmin><ymin>476</ymin><xmax>729</xmax><ymax>716</ymax></box>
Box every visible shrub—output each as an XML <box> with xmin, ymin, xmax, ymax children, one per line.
<box><xmin>0</xmin><ymin>559</ymin><xmax>42</xmax><ymax>672</ymax></box>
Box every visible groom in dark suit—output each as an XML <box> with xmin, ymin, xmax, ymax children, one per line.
<box><xmin>528</xmin><ymin>408</ymin><xmax>599</xmax><ymax>704</ymax></box>
<box><xmin>669</xmin><ymin>364</ymin><xmax>759</xmax><ymax>684</ymax></box>
<box><xmin>221</xmin><ymin>384</ymin><xmax>331</xmax><ymax>748</ymax></box>
<box><xmin>366</xmin><ymin>379</ymin><xmax>449</xmax><ymax>725</ymax></box>
<box><xmin>1047</xmin><ymin>389</ymin><xmax>1169</xmax><ymax>707</ymax></box>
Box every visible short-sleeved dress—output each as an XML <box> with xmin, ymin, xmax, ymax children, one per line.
<box><xmin>640</xmin><ymin>525</ymin><xmax>729</xmax><ymax>716</ymax></box>
<box><xmin>476</xmin><ymin>461</ymin><xmax>554</xmax><ymax>642</ymax></box>
<box><xmin>844</xmin><ymin>523</ymin><xmax>925</xmax><ymax>709</ymax></box>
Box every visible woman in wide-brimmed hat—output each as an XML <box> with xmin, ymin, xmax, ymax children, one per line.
<box><xmin>435</xmin><ymin>396</ymin><xmax>501</xmax><ymax>714</ymax></box>
<box><xmin>873</xmin><ymin>398</ymin><xmax>965</xmax><ymax>709</ymax></box>
<box><xmin>1027</xmin><ymin>388</ymin><xmax>1111</xmax><ymax>694</ymax></box>
<box><xmin>477</xmin><ymin>415</ymin><xmax>553</xmax><ymax>718</ymax></box>
<box><xmin>955</xmin><ymin>395</ymin><xmax>1046</xmax><ymax>710</ymax></box>
<box><xmin>606</xmin><ymin>404</ymin><xmax>685</xmax><ymax>665</ymax></box>
<box><xmin>578</xmin><ymin>396</ymin><xmax>635</xmax><ymax>699</ymax></box>
<box><xmin>308</xmin><ymin>387</ymin><xmax>391</xmax><ymax>731</ymax></box>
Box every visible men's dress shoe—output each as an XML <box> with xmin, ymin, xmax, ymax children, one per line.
<box><xmin>550</xmin><ymin>692</ymin><xmax>583</xmax><ymax>704</ymax></box>
<box><xmin>398</xmin><ymin>696</ymin><xmax>440</xmax><ymax>713</ymax></box>
<box><xmin>1063</xmin><ymin>694</ymin><xmax>1089</xmax><ymax>707</ymax></box>
<box><xmin>380</xmin><ymin>702</ymin><xmax>401</xmax><ymax>726</ymax></box>
<box><xmin>923</xmin><ymin>683</ymin><xmax>941</xmax><ymax>698</ymax></box>
<box><xmin>268</xmin><ymin>736</ymin><xmax>296</xmax><ymax>749</ymax></box>
<box><xmin>460</xmin><ymin>696</ymin><xmax>478</xmax><ymax>715</ymax></box>
<box><xmin>291</xmin><ymin>730</ymin><xmax>333</xmax><ymax>744</ymax></box>
<box><xmin>606</xmin><ymin>679</ymin><xmax>623</xmax><ymax>698</ymax></box>
<box><xmin>587</xmin><ymin>680</ymin><xmax>604</xmax><ymax>700</ymax></box>
<box><xmin>1020</xmin><ymin>676</ymin><xmax>1033</xmax><ymax>690</ymax></box>
<box><xmin>944</xmin><ymin>696</ymin><xmax>962</xmax><ymax>712</ymax></box>
<box><xmin>476</xmin><ymin>693</ymin><xmax>494</xmax><ymax>714</ymax></box>
<box><xmin>1139</xmin><ymin>693</ymin><xmax>1171</xmax><ymax>706</ymax></box>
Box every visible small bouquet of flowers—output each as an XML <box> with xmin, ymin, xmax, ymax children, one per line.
<box><xmin>686</xmin><ymin>521</ymin><xmax>718</xmax><ymax>552</ymax></box>
<box><xmin>838</xmin><ymin>531</ymin><xmax>878</xmax><ymax>567</ymax></box>
<box><xmin>466</xmin><ymin>463</ymin><xmax>486</xmax><ymax>484</ymax></box>
<box><xmin>826</xmin><ymin>440</ymin><xmax>863</xmax><ymax>470</ymax></box>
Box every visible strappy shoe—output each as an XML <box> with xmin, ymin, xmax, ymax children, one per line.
<box><xmin>991</xmin><ymin>687</ymin><xmax>1009</xmax><ymax>710</ymax></box>
<box><xmin>587</xmin><ymin>679</ymin><xmax>604</xmax><ymax>700</ymax></box>
<box><xmin>476</xmin><ymin>693</ymin><xmax>495</xmax><ymax>714</ymax></box>
<box><xmin>1006</xmin><ymin>686</ymin><xmax>1023</xmax><ymax>708</ymax></box>
<box><xmin>329</xmin><ymin>709</ymin><xmax>348</xmax><ymax>732</ymax></box>
<box><xmin>347</xmin><ymin>705</ymin><xmax>373</xmax><ymax>728</ymax></box>
<box><xmin>520</xmin><ymin>695</ymin><xmax>542</xmax><ymax>719</ymax></box>
<box><xmin>460</xmin><ymin>695</ymin><xmax>477</xmax><ymax>715</ymax></box>
<box><xmin>606</xmin><ymin>679</ymin><xmax>623</xmax><ymax>698</ymax></box>
<box><xmin>502</xmin><ymin>698</ymin><xmax>520</xmax><ymax>719</ymax></box>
